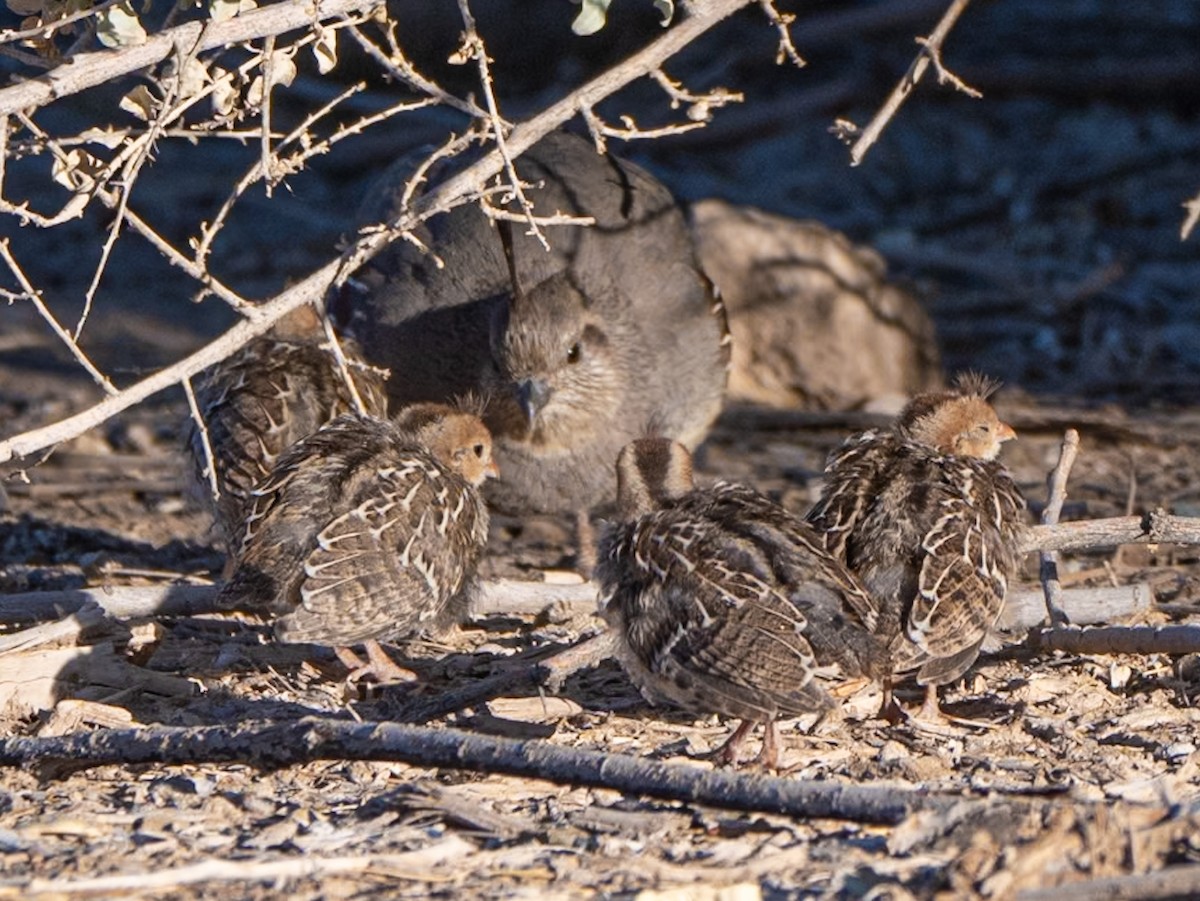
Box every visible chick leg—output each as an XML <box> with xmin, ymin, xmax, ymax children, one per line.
<box><xmin>712</xmin><ymin>719</ymin><xmax>756</xmax><ymax>767</ymax></box>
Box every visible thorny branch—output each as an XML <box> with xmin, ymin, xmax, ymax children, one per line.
<box><xmin>0</xmin><ymin>0</ymin><xmax>756</xmax><ymax>466</ymax></box>
<box><xmin>832</xmin><ymin>0</ymin><xmax>979</xmax><ymax>166</ymax></box>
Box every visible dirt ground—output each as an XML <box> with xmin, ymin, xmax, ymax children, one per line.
<box><xmin>2</xmin><ymin>1</ymin><xmax>1200</xmax><ymax>898</ymax></box>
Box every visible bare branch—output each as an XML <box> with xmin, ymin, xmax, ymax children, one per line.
<box><xmin>838</xmin><ymin>0</ymin><xmax>979</xmax><ymax>166</ymax></box>
<box><xmin>1029</xmin><ymin>624</ymin><xmax>1200</xmax><ymax>657</ymax></box>
<box><xmin>1182</xmin><ymin>186</ymin><xmax>1200</xmax><ymax>240</ymax></box>
<box><xmin>0</xmin><ymin>239</ymin><xmax>117</xmax><ymax>396</ymax></box>
<box><xmin>758</xmin><ymin>0</ymin><xmax>805</xmax><ymax>67</ymax></box>
<box><xmin>0</xmin><ymin>0</ymin><xmax>385</xmax><ymax>118</ymax></box>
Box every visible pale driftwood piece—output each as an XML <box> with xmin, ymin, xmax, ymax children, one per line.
<box><xmin>995</xmin><ymin>583</ymin><xmax>1154</xmax><ymax>633</ymax></box>
<box><xmin>0</xmin><ymin>642</ymin><xmax>197</xmax><ymax>714</ymax></box>
<box><xmin>0</xmin><ymin>602</ymin><xmax>108</xmax><ymax>653</ymax></box>
<box><xmin>0</xmin><ymin>585</ymin><xmax>218</xmax><ymax>626</ymax></box>
<box><xmin>399</xmin><ymin>631</ymin><xmax>618</xmax><ymax>724</ymax></box>
<box><xmin>1017</xmin><ymin>863</ymin><xmax>1200</xmax><ymax>901</ymax></box>
<box><xmin>19</xmin><ymin>836</ymin><xmax>476</xmax><ymax>896</ymax></box>
<box><xmin>1039</xmin><ymin>429</ymin><xmax>1081</xmax><ymax>626</ymax></box>
<box><xmin>1021</xmin><ymin>511</ymin><xmax>1200</xmax><ymax>554</ymax></box>
<box><xmin>473</xmin><ymin>579</ymin><xmax>598</xmax><ymax>616</ymax></box>
<box><xmin>1029</xmin><ymin>625</ymin><xmax>1200</xmax><ymax>657</ymax></box>
<box><xmin>0</xmin><ymin>717</ymin><xmax>929</xmax><ymax>824</ymax></box>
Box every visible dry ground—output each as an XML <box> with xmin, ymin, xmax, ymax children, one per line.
<box><xmin>2</xmin><ymin>1</ymin><xmax>1200</xmax><ymax>897</ymax></box>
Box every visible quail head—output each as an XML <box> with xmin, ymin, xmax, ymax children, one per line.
<box><xmin>597</xmin><ymin>438</ymin><xmax>884</xmax><ymax>767</ymax></box>
<box><xmin>805</xmin><ymin>372</ymin><xmax>1026</xmax><ymax>722</ymax></box>
<box><xmin>216</xmin><ymin>405</ymin><xmax>495</xmax><ymax>672</ymax></box>
<box><xmin>336</xmin><ymin>130</ymin><xmax>729</xmax><ymax>519</ymax></box>
<box><xmin>187</xmin><ymin>304</ymin><xmax>388</xmax><ymax>550</ymax></box>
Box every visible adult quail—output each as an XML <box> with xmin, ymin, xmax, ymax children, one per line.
<box><xmin>596</xmin><ymin>438</ymin><xmax>884</xmax><ymax>767</ymax></box>
<box><xmin>217</xmin><ymin>404</ymin><xmax>496</xmax><ymax>681</ymax></box>
<box><xmin>805</xmin><ymin>373</ymin><xmax>1027</xmax><ymax>721</ymax></box>
<box><xmin>336</xmin><ymin>131</ymin><xmax>729</xmax><ymax>522</ymax></box>
<box><xmin>187</xmin><ymin>304</ymin><xmax>388</xmax><ymax>549</ymax></box>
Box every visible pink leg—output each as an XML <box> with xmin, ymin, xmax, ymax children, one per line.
<box><xmin>712</xmin><ymin>720</ymin><xmax>755</xmax><ymax>766</ymax></box>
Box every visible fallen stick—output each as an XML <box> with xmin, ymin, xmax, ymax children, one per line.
<box><xmin>1020</xmin><ymin>511</ymin><xmax>1200</xmax><ymax>554</ymax></box>
<box><xmin>1028</xmin><ymin>624</ymin><xmax>1200</xmax><ymax>656</ymax></box>
<box><xmin>398</xmin><ymin>631</ymin><xmax>618</xmax><ymax>723</ymax></box>
<box><xmin>0</xmin><ymin>717</ymin><xmax>932</xmax><ymax>825</ymax></box>
<box><xmin>1016</xmin><ymin>863</ymin><xmax>1200</xmax><ymax>901</ymax></box>
<box><xmin>18</xmin><ymin>836</ymin><xmax>476</xmax><ymax>896</ymax></box>
<box><xmin>0</xmin><ymin>579</ymin><xmax>598</xmax><ymax>626</ymax></box>
<box><xmin>995</xmin><ymin>583</ymin><xmax>1153</xmax><ymax>633</ymax></box>
<box><xmin>1038</xmin><ymin>429</ymin><xmax>1081</xmax><ymax>625</ymax></box>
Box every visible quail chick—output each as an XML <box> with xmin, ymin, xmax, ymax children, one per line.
<box><xmin>217</xmin><ymin>404</ymin><xmax>496</xmax><ymax>681</ymax></box>
<box><xmin>806</xmin><ymin>373</ymin><xmax>1026</xmax><ymax>722</ymax></box>
<box><xmin>337</xmin><ymin>131</ymin><xmax>729</xmax><ymax>522</ymax></box>
<box><xmin>188</xmin><ymin>304</ymin><xmax>388</xmax><ymax>549</ymax></box>
<box><xmin>596</xmin><ymin>438</ymin><xmax>884</xmax><ymax>767</ymax></box>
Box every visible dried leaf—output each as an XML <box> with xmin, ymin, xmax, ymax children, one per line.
<box><xmin>119</xmin><ymin>84</ymin><xmax>159</xmax><ymax>122</ymax></box>
<box><xmin>246</xmin><ymin>49</ymin><xmax>297</xmax><ymax>107</ymax></box>
<box><xmin>211</xmin><ymin>70</ymin><xmax>239</xmax><ymax>118</ymax></box>
<box><xmin>163</xmin><ymin>56</ymin><xmax>212</xmax><ymax>102</ymax></box>
<box><xmin>312</xmin><ymin>25</ymin><xmax>337</xmax><ymax>74</ymax></box>
<box><xmin>50</xmin><ymin>148</ymin><xmax>102</xmax><ymax>193</ymax></box>
<box><xmin>77</xmin><ymin>127</ymin><xmax>127</xmax><ymax>150</ymax></box>
<box><xmin>208</xmin><ymin>0</ymin><xmax>257</xmax><ymax>23</ymax></box>
<box><xmin>571</xmin><ymin>0</ymin><xmax>611</xmax><ymax>36</ymax></box>
<box><xmin>653</xmin><ymin>0</ymin><xmax>674</xmax><ymax>27</ymax></box>
<box><xmin>96</xmin><ymin>1</ymin><xmax>147</xmax><ymax>48</ymax></box>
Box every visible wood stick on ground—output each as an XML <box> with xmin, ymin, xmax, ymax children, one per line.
<box><xmin>0</xmin><ymin>580</ymin><xmax>1153</xmax><ymax>630</ymax></box>
<box><xmin>1017</xmin><ymin>863</ymin><xmax>1200</xmax><ymax>901</ymax></box>
<box><xmin>1020</xmin><ymin>510</ymin><xmax>1200</xmax><ymax>554</ymax></box>
<box><xmin>0</xmin><ymin>716</ymin><xmax>934</xmax><ymax>825</ymax></box>
<box><xmin>1039</xmin><ymin>429</ymin><xmax>1081</xmax><ymax>626</ymax></box>
<box><xmin>995</xmin><ymin>582</ymin><xmax>1153</xmax><ymax>633</ymax></box>
<box><xmin>1028</xmin><ymin>624</ymin><xmax>1200</xmax><ymax>657</ymax></box>
<box><xmin>398</xmin><ymin>631</ymin><xmax>618</xmax><ymax>724</ymax></box>
<box><xmin>18</xmin><ymin>836</ymin><xmax>476</xmax><ymax>897</ymax></box>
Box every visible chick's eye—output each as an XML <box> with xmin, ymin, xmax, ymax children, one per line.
<box><xmin>566</xmin><ymin>342</ymin><xmax>582</xmax><ymax>364</ymax></box>
<box><xmin>473</xmin><ymin>443</ymin><xmax>486</xmax><ymax>458</ymax></box>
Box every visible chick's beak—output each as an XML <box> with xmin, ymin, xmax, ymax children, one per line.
<box><xmin>516</xmin><ymin>378</ymin><xmax>552</xmax><ymax>429</ymax></box>
<box><xmin>997</xmin><ymin>421</ymin><xmax>1017</xmax><ymax>442</ymax></box>
<box><xmin>485</xmin><ymin>458</ymin><xmax>500</xmax><ymax>480</ymax></box>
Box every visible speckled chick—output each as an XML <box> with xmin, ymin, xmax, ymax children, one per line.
<box><xmin>805</xmin><ymin>373</ymin><xmax>1027</xmax><ymax>721</ymax></box>
<box><xmin>596</xmin><ymin>438</ymin><xmax>885</xmax><ymax>767</ymax></box>
<box><xmin>188</xmin><ymin>305</ymin><xmax>388</xmax><ymax>549</ymax></box>
<box><xmin>216</xmin><ymin>405</ymin><xmax>496</xmax><ymax>656</ymax></box>
<box><xmin>337</xmin><ymin>131</ymin><xmax>729</xmax><ymax>518</ymax></box>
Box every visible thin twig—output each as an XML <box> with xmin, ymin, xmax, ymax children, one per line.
<box><xmin>0</xmin><ymin>239</ymin><xmax>117</xmax><ymax>396</ymax></box>
<box><xmin>454</xmin><ymin>0</ymin><xmax>549</xmax><ymax>250</ymax></box>
<box><xmin>182</xmin><ymin>376</ymin><xmax>220</xmax><ymax>504</ymax></box>
<box><xmin>837</xmin><ymin>0</ymin><xmax>979</xmax><ymax>166</ymax></box>
<box><xmin>758</xmin><ymin>0</ymin><xmax>805</xmax><ymax>67</ymax></box>
<box><xmin>259</xmin><ymin>35</ymin><xmax>276</xmax><ymax>196</ymax></box>
<box><xmin>320</xmin><ymin>316</ymin><xmax>371</xmax><ymax>415</ymax></box>
<box><xmin>1038</xmin><ymin>429</ymin><xmax>1080</xmax><ymax>626</ymax></box>
<box><xmin>1182</xmin><ymin>186</ymin><xmax>1200</xmax><ymax>240</ymax></box>
<box><xmin>0</xmin><ymin>0</ymin><xmax>120</xmax><ymax>44</ymax></box>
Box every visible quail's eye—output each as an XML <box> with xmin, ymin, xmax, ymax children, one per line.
<box><xmin>566</xmin><ymin>342</ymin><xmax>582</xmax><ymax>364</ymax></box>
<box><xmin>473</xmin><ymin>443</ymin><xmax>486</xmax><ymax>458</ymax></box>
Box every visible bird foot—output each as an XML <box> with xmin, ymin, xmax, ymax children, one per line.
<box><xmin>336</xmin><ymin>641</ymin><xmax>418</xmax><ymax>687</ymax></box>
<box><xmin>710</xmin><ymin>720</ymin><xmax>755</xmax><ymax>767</ymax></box>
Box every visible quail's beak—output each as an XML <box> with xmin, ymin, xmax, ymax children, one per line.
<box><xmin>516</xmin><ymin>378</ymin><xmax>552</xmax><ymax>429</ymax></box>
<box><xmin>997</xmin><ymin>422</ymin><xmax>1017</xmax><ymax>442</ymax></box>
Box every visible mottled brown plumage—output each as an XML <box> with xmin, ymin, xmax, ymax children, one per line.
<box><xmin>337</xmin><ymin>131</ymin><xmax>729</xmax><ymax>518</ymax></box>
<box><xmin>597</xmin><ymin>438</ymin><xmax>884</xmax><ymax>767</ymax></box>
<box><xmin>188</xmin><ymin>305</ymin><xmax>388</xmax><ymax>548</ymax></box>
<box><xmin>806</xmin><ymin>373</ymin><xmax>1027</xmax><ymax>721</ymax></box>
<box><xmin>217</xmin><ymin>406</ymin><xmax>495</xmax><ymax>656</ymax></box>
